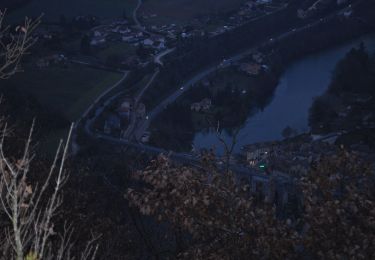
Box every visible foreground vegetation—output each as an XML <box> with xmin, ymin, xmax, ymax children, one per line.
<box><xmin>309</xmin><ymin>43</ymin><xmax>375</xmax><ymax>148</ymax></box>
<box><xmin>1</xmin><ymin>6</ymin><xmax>375</xmax><ymax>260</ymax></box>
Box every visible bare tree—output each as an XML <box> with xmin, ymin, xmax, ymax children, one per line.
<box><xmin>0</xmin><ymin>11</ymin><xmax>99</xmax><ymax>259</ymax></box>
<box><xmin>215</xmin><ymin>121</ymin><xmax>240</xmax><ymax>174</ymax></box>
<box><xmin>0</xmin><ymin>9</ymin><xmax>40</xmax><ymax>79</ymax></box>
<box><xmin>0</xmin><ymin>123</ymin><xmax>99</xmax><ymax>260</ymax></box>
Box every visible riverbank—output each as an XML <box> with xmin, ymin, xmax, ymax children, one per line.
<box><xmin>193</xmin><ymin>33</ymin><xmax>375</xmax><ymax>154</ymax></box>
<box><xmin>148</xmin><ymin>26</ymin><xmax>375</xmax><ymax>154</ymax></box>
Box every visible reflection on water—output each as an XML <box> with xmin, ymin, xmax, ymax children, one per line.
<box><xmin>193</xmin><ymin>34</ymin><xmax>375</xmax><ymax>154</ymax></box>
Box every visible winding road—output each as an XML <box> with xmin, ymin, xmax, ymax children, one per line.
<box><xmin>77</xmin><ymin>0</ymin><xmax>362</xmax><ymax>183</ymax></box>
<box><xmin>123</xmin><ymin>68</ymin><xmax>160</xmax><ymax>139</ymax></box>
<box><xmin>133</xmin><ymin>0</ymin><xmax>144</xmax><ymax>31</ymax></box>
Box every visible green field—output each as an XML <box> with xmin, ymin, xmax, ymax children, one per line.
<box><xmin>140</xmin><ymin>0</ymin><xmax>246</xmax><ymax>26</ymax></box>
<box><xmin>2</xmin><ymin>64</ymin><xmax>123</xmax><ymax>121</ymax></box>
<box><xmin>97</xmin><ymin>42</ymin><xmax>136</xmax><ymax>61</ymax></box>
<box><xmin>8</xmin><ymin>0</ymin><xmax>137</xmax><ymax>22</ymax></box>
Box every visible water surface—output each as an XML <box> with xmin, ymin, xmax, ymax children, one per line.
<box><xmin>193</xmin><ymin>34</ymin><xmax>375</xmax><ymax>154</ymax></box>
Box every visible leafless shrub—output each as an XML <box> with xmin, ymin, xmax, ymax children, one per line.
<box><xmin>0</xmin><ymin>9</ymin><xmax>41</xmax><ymax>79</ymax></box>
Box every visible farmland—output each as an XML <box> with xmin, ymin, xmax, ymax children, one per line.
<box><xmin>2</xmin><ymin>63</ymin><xmax>123</xmax><ymax>121</ymax></box>
<box><xmin>7</xmin><ymin>0</ymin><xmax>137</xmax><ymax>22</ymax></box>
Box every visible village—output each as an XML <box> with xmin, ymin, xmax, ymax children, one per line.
<box><xmin>238</xmin><ymin>130</ymin><xmax>375</xmax><ymax>177</ymax></box>
<box><xmin>140</xmin><ymin>0</ymin><xmax>288</xmax><ymax>38</ymax></box>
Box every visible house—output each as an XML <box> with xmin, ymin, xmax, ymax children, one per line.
<box><xmin>141</xmin><ymin>132</ymin><xmax>151</xmax><ymax>143</ymax></box>
<box><xmin>256</xmin><ymin>0</ymin><xmax>272</xmax><ymax>5</ymax></box>
<box><xmin>151</xmin><ymin>35</ymin><xmax>165</xmax><ymax>43</ymax></box>
<box><xmin>190</xmin><ymin>98</ymin><xmax>212</xmax><ymax>112</ymax></box>
<box><xmin>90</xmin><ymin>37</ymin><xmax>106</xmax><ymax>46</ymax></box>
<box><xmin>246</xmin><ymin>147</ymin><xmax>273</xmax><ymax>167</ymax></box>
<box><xmin>36</xmin><ymin>54</ymin><xmax>67</xmax><ymax>68</ymax></box>
<box><xmin>136</xmin><ymin>103</ymin><xmax>146</xmax><ymax>118</ymax></box>
<box><xmin>121</xmin><ymin>55</ymin><xmax>139</xmax><ymax>67</ymax></box>
<box><xmin>122</xmin><ymin>36</ymin><xmax>134</xmax><ymax>42</ymax></box>
<box><xmin>190</xmin><ymin>103</ymin><xmax>201</xmax><ymax>112</ymax></box>
<box><xmin>143</xmin><ymin>38</ymin><xmax>154</xmax><ymax>46</ymax></box>
<box><xmin>156</xmin><ymin>41</ymin><xmax>166</xmax><ymax>50</ymax></box>
<box><xmin>343</xmin><ymin>10</ymin><xmax>352</xmax><ymax>18</ymax></box>
<box><xmin>200</xmin><ymin>98</ymin><xmax>212</xmax><ymax>111</ymax></box>
<box><xmin>239</xmin><ymin>63</ymin><xmax>262</xmax><ymax>75</ymax></box>
<box><xmin>297</xmin><ymin>9</ymin><xmax>307</xmax><ymax>19</ymax></box>
<box><xmin>244</xmin><ymin>1</ymin><xmax>255</xmax><ymax>8</ymax></box>
<box><xmin>104</xmin><ymin>114</ymin><xmax>121</xmax><ymax>134</ymax></box>
<box><xmin>202</xmin><ymin>79</ymin><xmax>210</xmax><ymax>87</ymax></box>
<box><xmin>36</xmin><ymin>59</ymin><xmax>50</xmax><ymax>68</ymax></box>
<box><xmin>117</xmin><ymin>99</ymin><xmax>133</xmax><ymax>119</ymax></box>
<box><xmin>252</xmin><ymin>52</ymin><xmax>264</xmax><ymax>63</ymax></box>
<box><xmin>337</xmin><ymin>0</ymin><xmax>348</xmax><ymax>5</ymax></box>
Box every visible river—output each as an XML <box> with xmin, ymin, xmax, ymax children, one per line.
<box><xmin>193</xmin><ymin>34</ymin><xmax>375</xmax><ymax>154</ymax></box>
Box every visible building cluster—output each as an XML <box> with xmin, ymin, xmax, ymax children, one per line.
<box><xmin>91</xmin><ymin>20</ymin><xmax>166</xmax><ymax>49</ymax></box>
<box><xmin>103</xmin><ymin>97</ymin><xmax>146</xmax><ymax>135</ymax></box>
<box><xmin>321</xmin><ymin>94</ymin><xmax>375</xmax><ymax>133</ymax></box>
<box><xmin>89</xmin><ymin>19</ymin><xmax>169</xmax><ymax>67</ymax></box>
<box><xmin>297</xmin><ymin>0</ymin><xmax>350</xmax><ymax>19</ymax></box>
<box><xmin>36</xmin><ymin>54</ymin><xmax>68</xmax><ymax>69</ymax></box>
<box><xmin>190</xmin><ymin>98</ymin><xmax>212</xmax><ymax>112</ymax></box>
<box><xmin>241</xmin><ymin>135</ymin><xmax>339</xmax><ymax>176</ymax></box>
<box><xmin>140</xmin><ymin>0</ymin><xmax>287</xmax><ymax>39</ymax></box>
<box><xmin>209</xmin><ymin>0</ymin><xmax>286</xmax><ymax>37</ymax></box>
<box><xmin>238</xmin><ymin>52</ymin><xmax>268</xmax><ymax>76</ymax></box>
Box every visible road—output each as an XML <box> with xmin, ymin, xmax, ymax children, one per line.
<box><xmin>94</xmin><ymin>132</ymin><xmax>291</xmax><ymax>184</ymax></box>
<box><xmin>154</xmin><ymin>48</ymin><xmax>176</xmax><ymax>66</ymax></box>
<box><xmin>70</xmin><ymin>59</ymin><xmax>126</xmax><ymax>73</ymax></box>
<box><xmin>72</xmin><ymin>70</ymin><xmax>129</xmax><ymax>154</ymax></box>
<box><xmin>123</xmin><ymin>69</ymin><xmax>160</xmax><ymax>139</ymax></box>
<box><xmin>133</xmin><ymin>0</ymin><xmax>143</xmax><ymax>30</ymax></box>
<box><xmin>76</xmin><ymin>71</ymin><xmax>129</xmax><ymax>127</ymax></box>
<box><xmin>132</xmin><ymin>0</ymin><xmax>157</xmax><ymax>36</ymax></box>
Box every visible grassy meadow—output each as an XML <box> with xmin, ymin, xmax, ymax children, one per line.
<box><xmin>2</xmin><ymin>63</ymin><xmax>123</xmax><ymax>121</ymax></box>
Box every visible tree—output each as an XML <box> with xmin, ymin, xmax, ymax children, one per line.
<box><xmin>282</xmin><ymin>125</ymin><xmax>293</xmax><ymax>139</ymax></box>
<box><xmin>122</xmin><ymin>9</ymin><xmax>127</xmax><ymax>20</ymax></box>
<box><xmin>0</xmin><ymin>10</ymin><xmax>40</xmax><ymax>79</ymax></box>
<box><xmin>106</xmin><ymin>53</ymin><xmax>122</xmax><ymax>68</ymax></box>
<box><xmin>0</xmin><ymin>11</ymin><xmax>98</xmax><ymax>259</ymax></box>
<box><xmin>59</xmin><ymin>14</ymin><xmax>67</xmax><ymax>27</ymax></box>
<box><xmin>0</xmin><ymin>124</ymin><xmax>98</xmax><ymax>260</ymax></box>
<box><xmin>127</xmin><ymin>154</ymin><xmax>297</xmax><ymax>258</ymax></box>
<box><xmin>300</xmin><ymin>150</ymin><xmax>375</xmax><ymax>259</ymax></box>
<box><xmin>127</xmin><ymin>150</ymin><xmax>375</xmax><ymax>258</ymax></box>
<box><xmin>136</xmin><ymin>44</ymin><xmax>150</xmax><ymax>60</ymax></box>
<box><xmin>80</xmin><ymin>35</ymin><xmax>91</xmax><ymax>55</ymax></box>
